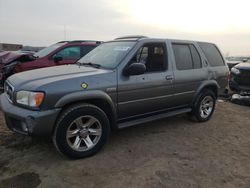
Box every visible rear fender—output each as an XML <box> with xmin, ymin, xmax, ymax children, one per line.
<box><xmin>191</xmin><ymin>80</ymin><xmax>219</xmax><ymax>106</ymax></box>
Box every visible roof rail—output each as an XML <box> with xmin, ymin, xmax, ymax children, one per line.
<box><xmin>115</xmin><ymin>35</ymin><xmax>148</xmax><ymax>40</ymax></box>
<box><xmin>57</xmin><ymin>41</ymin><xmax>69</xmax><ymax>43</ymax></box>
<box><xmin>68</xmin><ymin>40</ymin><xmax>102</xmax><ymax>44</ymax></box>
<box><xmin>56</xmin><ymin>40</ymin><xmax>102</xmax><ymax>44</ymax></box>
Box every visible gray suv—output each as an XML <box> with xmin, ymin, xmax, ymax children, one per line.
<box><xmin>0</xmin><ymin>36</ymin><xmax>228</xmax><ymax>158</ymax></box>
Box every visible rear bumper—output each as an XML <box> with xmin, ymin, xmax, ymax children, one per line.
<box><xmin>0</xmin><ymin>93</ymin><xmax>61</xmax><ymax>137</ymax></box>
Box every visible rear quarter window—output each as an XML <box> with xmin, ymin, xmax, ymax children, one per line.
<box><xmin>198</xmin><ymin>42</ymin><xmax>225</xmax><ymax>67</ymax></box>
<box><xmin>190</xmin><ymin>45</ymin><xmax>202</xmax><ymax>69</ymax></box>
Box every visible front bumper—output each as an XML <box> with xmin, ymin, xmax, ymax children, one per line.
<box><xmin>229</xmin><ymin>80</ymin><xmax>250</xmax><ymax>92</ymax></box>
<box><xmin>0</xmin><ymin>93</ymin><xmax>61</xmax><ymax>137</ymax></box>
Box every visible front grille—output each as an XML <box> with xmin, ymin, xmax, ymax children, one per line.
<box><xmin>4</xmin><ymin>81</ymin><xmax>14</xmax><ymax>102</ymax></box>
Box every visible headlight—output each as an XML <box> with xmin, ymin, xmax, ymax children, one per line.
<box><xmin>16</xmin><ymin>91</ymin><xmax>44</xmax><ymax>107</ymax></box>
<box><xmin>231</xmin><ymin>67</ymin><xmax>240</xmax><ymax>74</ymax></box>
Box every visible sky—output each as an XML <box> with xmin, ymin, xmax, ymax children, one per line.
<box><xmin>0</xmin><ymin>0</ymin><xmax>250</xmax><ymax>56</ymax></box>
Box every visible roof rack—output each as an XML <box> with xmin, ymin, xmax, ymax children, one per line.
<box><xmin>57</xmin><ymin>40</ymin><xmax>102</xmax><ymax>44</ymax></box>
<box><xmin>68</xmin><ymin>40</ymin><xmax>102</xmax><ymax>44</ymax></box>
<box><xmin>115</xmin><ymin>35</ymin><xmax>148</xmax><ymax>40</ymax></box>
<box><xmin>57</xmin><ymin>41</ymin><xmax>69</xmax><ymax>43</ymax></box>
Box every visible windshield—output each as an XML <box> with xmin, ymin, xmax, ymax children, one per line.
<box><xmin>77</xmin><ymin>41</ymin><xmax>136</xmax><ymax>69</ymax></box>
<box><xmin>34</xmin><ymin>43</ymin><xmax>65</xmax><ymax>58</ymax></box>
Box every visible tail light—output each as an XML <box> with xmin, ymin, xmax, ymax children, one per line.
<box><xmin>227</xmin><ymin>71</ymin><xmax>231</xmax><ymax>81</ymax></box>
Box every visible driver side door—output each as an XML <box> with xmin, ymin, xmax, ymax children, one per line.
<box><xmin>117</xmin><ymin>42</ymin><xmax>175</xmax><ymax>120</ymax></box>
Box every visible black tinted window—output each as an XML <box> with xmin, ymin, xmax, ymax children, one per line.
<box><xmin>82</xmin><ymin>46</ymin><xmax>96</xmax><ymax>56</ymax></box>
<box><xmin>198</xmin><ymin>42</ymin><xmax>224</xmax><ymax>66</ymax></box>
<box><xmin>190</xmin><ymin>45</ymin><xmax>202</xmax><ymax>69</ymax></box>
<box><xmin>172</xmin><ymin>44</ymin><xmax>193</xmax><ymax>70</ymax></box>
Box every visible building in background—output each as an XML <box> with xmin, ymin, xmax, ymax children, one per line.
<box><xmin>0</xmin><ymin>43</ymin><xmax>23</xmax><ymax>51</ymax></box>
<box><xmin>22</xmin><ymin>46</ymin><xmax>45</xmax><ymax>52</ymax></box>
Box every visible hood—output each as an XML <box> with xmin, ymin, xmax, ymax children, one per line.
<box><xmin>226</xmin><ymin>60</ymin><xmax>241</xmax><ymax>64</ymax></box>
<box><xmin>234</xmin><ymin>62</ymin><xmax>250</xmax><ymax>71</ymax></box>
<box><xmin>7</xmin><ymin>64</ymin><xmax>114</xmax><ymax>90</ymax></box>
<box><xmin>0</xmin><ymin>51</ymin><xmax>33</xmax><ymax>64</ymax></box>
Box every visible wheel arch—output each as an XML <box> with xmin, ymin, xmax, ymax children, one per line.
<box><xmin>54</xmin><ymin>90</ymin><xmax>117</xmax><ymax>130</ymax></box>
<box><xmin>192</xmin><ymin>81</ymin><xmax>219</xmax><ymax>106</ymax></box>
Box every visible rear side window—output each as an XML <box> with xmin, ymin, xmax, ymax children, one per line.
<box><xmin>172</xmin><ymin>44</ymin><xmax>192</xmax><ymax>70</ymax></box>
<box><xmin>198</xmin><ymin>42</ymin><xmax>224</xmax><ymax>67</ymax></box>
<box><xmin>172</xmin><ymin>44</ymin><xmax>201</xmax><ymax>70</ymax></box>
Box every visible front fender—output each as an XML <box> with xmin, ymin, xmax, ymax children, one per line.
<box><xmin>55</xmin><ymin>90</ymin><xmax>115</xmax><ymax>108</ymax></box>
<box><xmin>54</xmin><ymin>90</ymin><xmax>117</xmax><ymax>127</ymax></box>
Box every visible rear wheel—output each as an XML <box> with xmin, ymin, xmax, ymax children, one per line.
<box><xmin>53</xmin><ymin>104</ymin><xmax>110</xmax><ymax>159</ymax></box>
<box><xmin>190</xmin><ymin>90</ymin><xmax>216</xmax><ymax>122</ymax></box>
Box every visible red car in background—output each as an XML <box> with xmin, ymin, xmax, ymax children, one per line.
<box><xmin>0</xmin><ymin>40</ymin><xmax>101</xmax><ymax>86</ymax></box>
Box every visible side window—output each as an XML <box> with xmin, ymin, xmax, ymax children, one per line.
<box><xmin>136</xmin><ymin>47</ymin><xmax>148</xmax><ymax>63</ymax></box>
<box><xmin>172</xmin><ymin>44</ymin><xmax>193</xmax><ymax>70</ymax></box>
<box><xmin>81</xmin><ymin>46</ymin><xmax>96</xmax><ymax>56</ymax></box>
<box><xmin>132</xmin><ymin>43</ymin><xmax>166</xmax><ymax>72</ymax></box>
<box><xmin>54</xmin><ymin>46</ymin><xmax>80</xmax><ymax>60</ymax></box>
<box><xmin>198</xmin><ymin>42</ymin><xmax>225</xmax><ymax>67</ymax></box>
<box><xmin>190</xmin><ymin>45</ymin><xmax>202</xmax><ymax>69</ymax></box>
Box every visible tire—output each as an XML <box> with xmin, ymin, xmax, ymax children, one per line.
<box><xmin>190</xmin><ymin>90</ymin><xmax>216</xmax><ymax>122</ymax></box>
<box><xmin>53</xmin><ymin>103</ymin><xmax>110</xmax><ymax>159</ymax></box>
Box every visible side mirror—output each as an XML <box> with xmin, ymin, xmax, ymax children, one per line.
<box><xmin>124</xmin><ymin>63</ymin><xmax>146</xmax><ymax>76</ymax></box>
<box><xmin>53</xmin><ymin>56</ymin><xmax>63</xmax><ymax>63</ymax></box>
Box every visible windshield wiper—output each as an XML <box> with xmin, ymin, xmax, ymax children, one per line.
<box><xmin>77</xmin><ymin>62</ymin><xmax>101</xmax><ymax>69</ymax></box>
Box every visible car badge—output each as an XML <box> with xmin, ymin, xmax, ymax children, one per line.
<box><xmin>81</xmin><ymin>83</ymin><xmax>88</xmax><ymax>89</ymax></box>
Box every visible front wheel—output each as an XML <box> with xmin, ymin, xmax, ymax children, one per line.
<box><xmin>53</xmin><ymin>104</ymin><xmax>110</xmax><ymax>159</ymax></box>
<box><xmin>190</xmin><ymin>90</ymin><xmax>216</xmax><ymax>122</ymax></box>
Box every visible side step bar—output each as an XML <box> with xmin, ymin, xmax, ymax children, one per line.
<box><xmin>118</xmin><ymin>108</ymin><xmax>192</xmax><ymax>129</ymax></box>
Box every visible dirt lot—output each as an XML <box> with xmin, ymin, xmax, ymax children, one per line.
<box><xmin>0</xmin><ymin>101</ymin><xmax>250</xmax><ymax>188</ymax></box>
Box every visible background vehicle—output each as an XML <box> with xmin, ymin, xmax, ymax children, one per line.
<box><xmin>226</xmin><ymin>56</ymin><xmax>250</xmax><ymax>70</ymax></box>
<box><xmin>0</xmin><ymin>40</ymin><xmax>101</xmax><ymax>87</ymax></box>
<box><xmin>0</xmin><ymin>36</ymin><xmax>228</xmax><ymax>158</ymax></box>
<box><xmin>229</xmin><ymin>62</ymin><xmax>250</xmax><ymax>92</ymax></box>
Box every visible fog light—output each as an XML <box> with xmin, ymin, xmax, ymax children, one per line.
<box><xmin>21</xmin><ymin>122</ymin><xmax>28</xmax><ymax>132</ymax></box>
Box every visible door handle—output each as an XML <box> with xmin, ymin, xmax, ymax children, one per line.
<box><xmin>165</xmin><ymin>75</ymin><xmax>174</xmax><ymax>80</ymax></box>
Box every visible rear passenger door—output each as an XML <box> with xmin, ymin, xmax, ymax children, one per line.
<box><xmin>171</xmin><ymin>42</ymin><xmax>208</xmax><ymax>106</ymax></box>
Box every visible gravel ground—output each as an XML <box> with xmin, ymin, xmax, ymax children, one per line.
<box><xmin>0</xmin><ymin>100</ymin><xmax>250</xmax><ymax>188</ymax></box>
